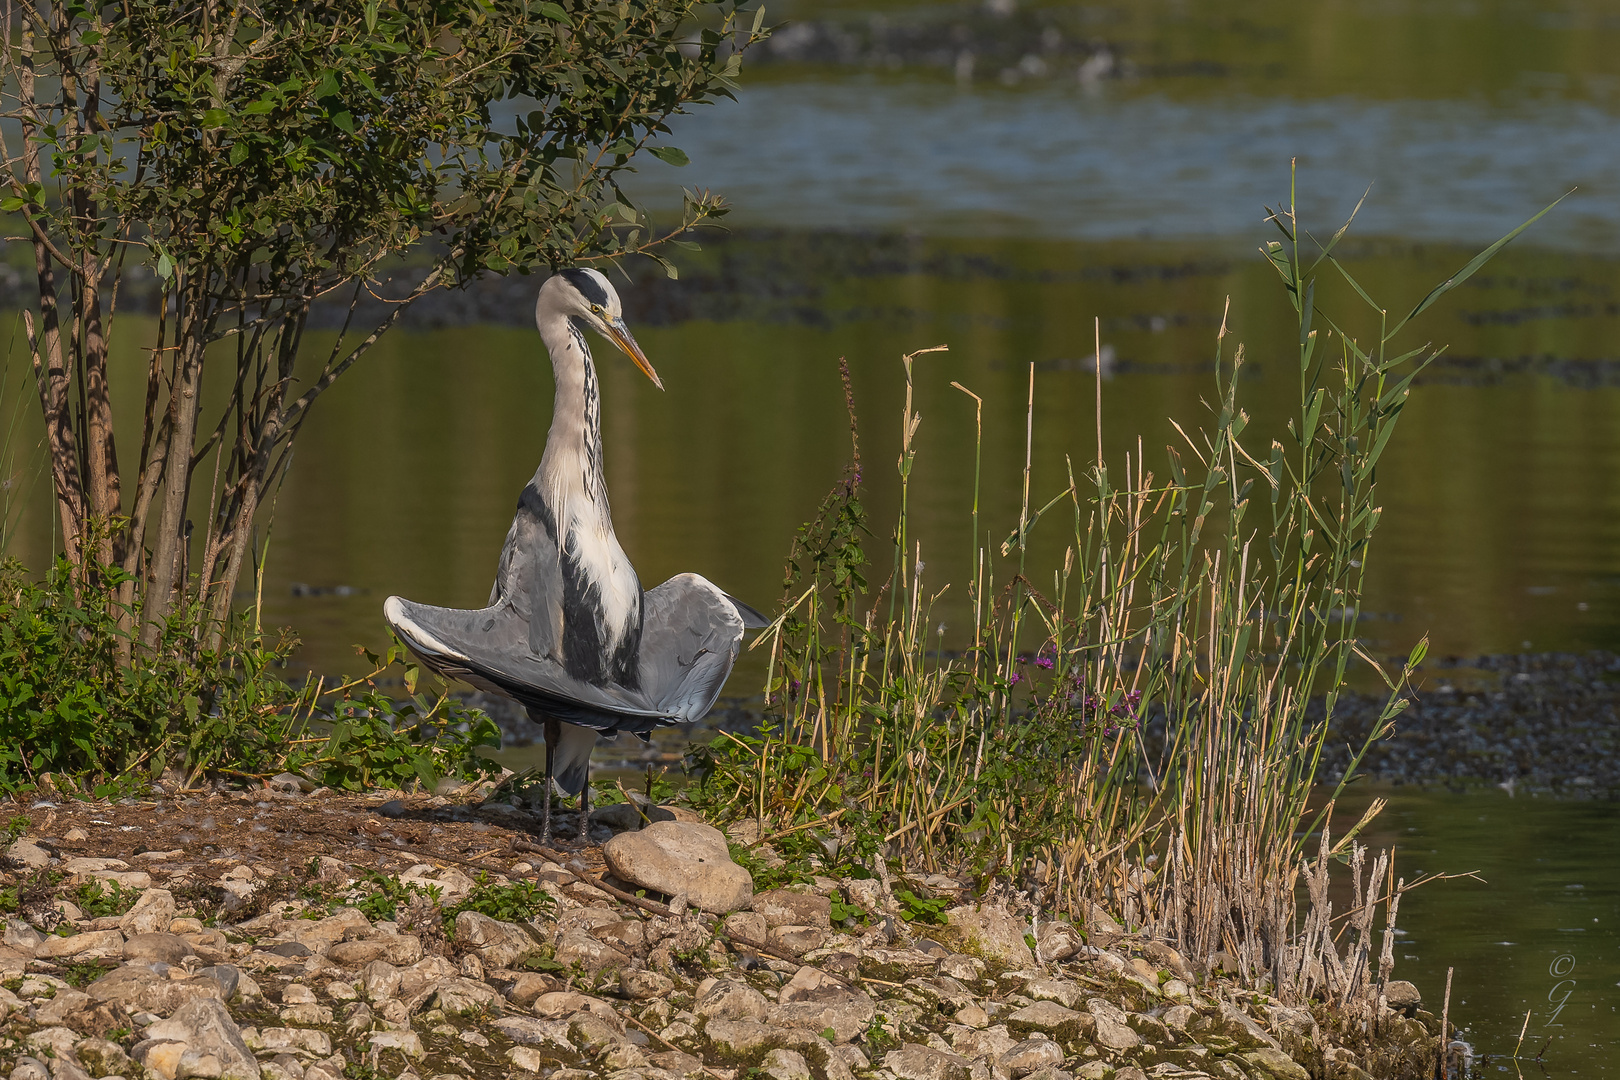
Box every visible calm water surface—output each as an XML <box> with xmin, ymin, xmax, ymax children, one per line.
<box><xmin>3</xmin><ymin>2</ymin><xmax>1619</xmax><ymax>1070</ymax></box>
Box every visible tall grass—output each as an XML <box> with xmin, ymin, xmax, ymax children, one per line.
<box><xmin>691</xmin><ymin>177</ymin><xmax>1558</xmax><ymax>994</ymax></box>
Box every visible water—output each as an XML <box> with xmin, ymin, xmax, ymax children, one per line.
<box><xmin>4</xmin><ymin>1</ymin><xmax>1620</xmax><ymax>1070</ymax></box>
<box><xmin>1344</xmin><ymin>786</ymin><xmax>1620</xmax><ymax>1074</ymax></box>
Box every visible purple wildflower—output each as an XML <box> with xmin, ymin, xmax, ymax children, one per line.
<box><xmin>1008</xmin><ymin>672</ymin><xmax>1022</xmax><ymax>687</ymax></box>
<box><xmin>1034</xmin><ymin>656</ymin><xmax>1054</xmax><ymax>670</ymax></box>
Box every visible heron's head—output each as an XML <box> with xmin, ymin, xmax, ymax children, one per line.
<box><xmin>540</xmin><ymin>267</ymin><xmax>662</xmax><ymax>390</ymax></box>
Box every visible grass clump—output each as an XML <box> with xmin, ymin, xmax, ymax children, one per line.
<box><xmin>689</xmin><ymin>175</ymin><xmax>1559</xmax><ymax>1001</ymax></box>
<box><xmin>73</xmin><ymin>878</ymin><xmax>141</xmax><ymax>918</ymax></box>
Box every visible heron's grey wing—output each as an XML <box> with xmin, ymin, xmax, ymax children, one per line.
<box><xmin>723</xmin><ymin>593</ymin><xmax>771</xmax><ymax>629</ymax></box>
<box><xmin>638</xmin><ymin>573</ymin><xmax>746</xmax><ymax>723</ymax></box>
<box><xmin>382</xmin><ymin>595</ymin><xmax>672</xmax><ymax>731</ymax></box>
<box><xmin>489</xmin><ymin>483</ymin><xmax>565</xmax><ymax>660</ymax></box>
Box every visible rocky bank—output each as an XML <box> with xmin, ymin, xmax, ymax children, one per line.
<box><xmin>0</xmin><ymin>786</ymin><xmax>1448</xmax><ymax>1080</ymax></box>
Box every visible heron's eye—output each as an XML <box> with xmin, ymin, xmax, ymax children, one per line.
<box><xmin>591</xmin><ymin>304</ymin><xmax>603</xmax><ymax>315</ymax></box>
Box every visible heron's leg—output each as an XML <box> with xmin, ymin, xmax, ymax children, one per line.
<box><xmin>541</xmin><ymin>718</ymin><xmax>560</xmax><ymax>843</ymax></box>
<box><xmin>576</xmin><ymin>761</ymin><xmax>591</xmax><ymax>842</ymax></box>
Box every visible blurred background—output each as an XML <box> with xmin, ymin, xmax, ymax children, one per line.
<box><xmin>4</xmin><ymin>1</ymin><xmax>1620</xmax><ymax>1069</ymax></box>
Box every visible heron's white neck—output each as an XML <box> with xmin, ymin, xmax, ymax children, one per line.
<box><xmin>536</xmin><ymin>310</ymin><xmax>611</xmax><ymax>519</ymax></box>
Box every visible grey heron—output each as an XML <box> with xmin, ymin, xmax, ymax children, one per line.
<box><xmin>383</xmin><ymin>267</ymin><xmax>766</xmax><ymax>840</ymax></box>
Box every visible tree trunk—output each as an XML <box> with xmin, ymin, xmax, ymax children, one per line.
<box><xmin>141</xmin><ymin>290</ymin><xmax>206</xmax><ymax>646</ymax></box>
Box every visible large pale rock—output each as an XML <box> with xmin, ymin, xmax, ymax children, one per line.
<box><xmin>949</xmin><ymin>1023</ymin><xmax>1017</xmax><ymax>1060</ymax></box>
<box><xmin>1034</xmin><ymin>921</ymin><xmax>1086</xmax><ymax>963</ymax></box>
<box><xmin>123</xmin><ymin>932</ymin><xmax>197</xmax><ymax>965</ymax></box>
<box><xmin>695</xmin><ymin>980</ymin><xmax>770</xmax><ymax>1022</ymax></box>
<box><xmin>284</xmin><ymin>909</ymin><xmax>372</xmax><ymax>953</ymax></box>
<box><xmin>453</xmin><ymin>911</ymin><xmax>539</xmax><ymax>967</ymax></box>
<box><xmin>883</xmin><ymin>1044</ymin><xmax>973</xmax><ymax>1080</ymax></box>
<box><xmin>755</xmin><ymin>889</ymin><xmax>832</xmax><ymax>928</ymax></box>
<box><xmin>1025</xmin><ymin>978</ymin><xmax>1082</xmax><ymax>1010</ymax></box>
<box><xmin>87</xmin><ymin>964</ymin><xmax>224</xmax><ymax>1014</ymax></box>
<box><xmin>7</xmin><ymin>839</ymin><xmax>50</xmax><ymax>869</ymax></box>
<box><xmin>769</xmin><ymin>967</ymin><xmax>875</xmax><ymax>1044</ymax></box>
<box><xmin>703</xmin><ymin>1018</ymin><xmax>777</xmax><ymax>1058</ymax></box>
<box><xmin>553</xmin><ymin>927</ymin><xmax>631</xmax><ymax>973</ymax></box>
<box><xmin>532</xmin><ymin>991</ymin><xmax>619</xmax><ymax>1026</ymax></box>
<box><xmin>35</xmin><ymin>929</ymin><xmax>124</xmax><ymax>960</ymax></box>
<box><xmin>945</xmin><ymin>901</ymin><xmax>1034</xmax><ymax>968</ymax></box>
<box><xmin>1241</xmin><ymin>1048</ymin><xmax>1311</xmax><ymax>1080</ymax></box>
<box><xmin>1007</xmin><ymin>1002</ymin><xmax>1094</xmax><ymax>1044</ymax></box>
<box><xmin>3</xmin><ymin>919</ymin><xmax>44</xmax><ymax>952</ymax></box>
<box><xmin>493</xmin><ymin>1016</ymin><xmax>572</xmax><ymax>1051</ymax></box>
<box><xmin>360</xmin><ymin>960</ymin><xmax>401</xmax><ymax>1002</ymax></box>
<box><xmin>429</xmin><ymin>977</ymin><xmax>501</xmax><ymax>1013</ymax></box>
<box><xmin>120</xmin><ymin>888</ymin><xmax>178</xmax><ymax>936</ymax></box>
<box><xmin>1000</xmin><ymin>1038</ymin><xmax>1065</xmax><ymax>1079</ymax></box>
<box><xmin>761</xmin><ymin>1048</ymin><xmax>814</xmax><ymax>1080</ymax></box>
<box><xmin>1084</xmin><ymin>998</ymin><xmax>1139</xmax><ymax>1051</ymax></box>
<box><xmin>603</xmin><ymin>821</ymin><xmax>753</xmax><ymax>914</ymax></box>
<box><xmin>143</xmin><ymin>997</ymin><xmax>260</xmax><ymax>1079</ymax></box>
<box><xmin>325</xmin><ymin>935</ymin><xmax>422</xmax><ymax>967</ymax></box>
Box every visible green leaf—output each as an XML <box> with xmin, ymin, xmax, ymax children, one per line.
<box><xmin>155</xmin><ymin>254</ymin><xmax>173</xmax><ymax>280</ymax></box>
<box><xmin>1389</xmin><ymin>190</ymin><xmax>1572</xmax><ymax>339</ymax></box>
<box><xmin>201</xmin><ymin>109</ymin><xmax>229</xmax><ymax>129</ymax></box>
<box><xmin>649</xmin><ymin>145</ymin><xmax>690</xmax><ymax>167</ymax></box>
<box><xmin>537</xmin><ymin>2</ymin><xmax>570</xmax><ymax>21</ymax></box>
<box><xmin>228</xmin><ymin>142</ymin><xmax>249</xmax><ymax>167</ymax></box>
<box><xmin>331</xmin><ymin>111</ymin><xmax>356</xmax><ymax>135</ymax></box>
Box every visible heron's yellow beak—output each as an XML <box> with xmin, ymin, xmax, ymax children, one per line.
<box><xmin>607</xmin><ymin>318</ymin><xmax>662</xmax><ymax>391</ymax></box>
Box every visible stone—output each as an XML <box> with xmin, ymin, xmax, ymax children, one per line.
<box><xmin>768</xmin><ymin>988</ymin><xmax>875</xmax><ymax>1045</ymax></box>
<box><xmin>695</xmin><ymin>979</ymin><xmax>770</xmax><ymax>1021</ymax></box>
<box><xmin>1385</xmin><ymin>980</ymin><xmax>1422</xmax><ymax>1016</ymax></box>
<box><xmin>494</xmin><ymin>1016</ymin><xmax>573</xmax><ymax>1050</ymax></box>
<box><xmin>4</xmin><ymin>918</ymin><xmax>45</xmax><ymax>952</ymax></box>
<box><xmin>621</xmin><ymin>970</ymin><xmax>674</xmax><ymax>1000</ymax></box>
<box><xmin>756</xmin><ymin>889</ymin><xmax>833</xmax><ymax>929</ymax></box>
<box><xmin>723</xmin><ymin>911</ymin><xmax>768</xmax><ymax>945</ymax></box>
<box><xmin>948</xmin><ymin>1023</ymin><xmax>1017</xmax><ymax>1060</ymax></box>
<box><xmin>1142</xmin><ymin>940</ymin><xmax>1194</xmax><ymax>984</ymax></box>
<box><xmin>369</xmin><ymin>1031</ymin><xmax>426</xmax><ymax>1059</ymax></box>
<box><xmin>123</xmin><ymin>932</ymin><xmax>197</xmax><ymax>965</ymax></box>
<box><xmin>133</xmin><ymin>1039</ymin><xmax>187</xmax><ymax>1080</ymax></box>
<box><xmin>703</xmin><ymin>1018</ymin><xmax>777</xmax><ymax>1058</ymax></box>
<box><xmin>883</xmin><ymin>1044</ymin><xmax>972</xmax><ymax>1080</ymax></box>
<box><xmin>533</xmin><ymin>991</ymin><xmax>620</xmax><ymax>1026</ymax></box>
<box><xmin>1024</xmin><ymin>978</ymin><xmax>1082</xmax><ymax>1010</ymax></box>
<box><xmin>8</xmin><ymin>1057</ymin><xmax>48</xmax><ymax>1080</ymax></box>
<box><xmin>285</xmin><ymin>908</ymin><xmax>372</xmax><ymax>953</ymax></box>
<box><xmin>87</xmin><ymin>964</ymin><xmax>220</xmax><ymax>1014</ymax></box>
<box><xmin>935</xmin><ymin>954</ymin><xmax>985</xmax><ymax>982</ymax></box>
<box><xmin>1005</xmin><ymin>1001</ymin><xmax>1093</xmax><ymax>1045</ymax></box>
<box><xmin>34</xmin><ymin>989</ymin><xmax>92</xmax><ymax>1026</ymax></box>
<box><xmin>430</xmin><ymin>977</ymin><xmax>501</xmax><ymax>1013</ymax></box>
<box><xmin>1033</xmin><ymin>922</ymin><xmax>1085</xmax><ymax>963</ymax></box>
<box><xmin>260</xmin><ymin>1027</ymin><xmax>333</xmax><ymax>1056</ymax></box>
<box><xmin>452</xmin><ymin>911</ymin><xmax>538</xmax><ymax>967</ymax></box>
<box><xmin>771</xmin><ymin>925</ymin><xmax>828</xmax><ymax>956</ymax></box>
<box><xmin>143</xmin><ymin>997</ymin><xmax>260</xmax><ymax>1079</ymax></box>
<box><xmin>74</xmin><ymin>1038</ymin><xmax>133</xmax><ymax>1076</ymax></box>
<box><xmin>944</xmin><ymin>902</ymin><xmax>1034</xmax><ymax>968</ymax></box>
<box><xmin>506</xmin><ymin>972</ymin><xmax>563</xmax><ymax>1007</ymax></box>
<box><xmin>326</xmin><ymin>935</ymin><xmax>423</xmax><ymax>967</ymax></box>
<box><xmin>1080</xmin><ymin>904</ymin><xmax>1124</xmax><ymax>946</ymax></box>
<box><xmin>1084</xmin><ymin>998</ymin><xmax>1139</xmax><ymax>1051</ymax></box>
<box><xmin>603</xmin><ymin>821</ymin><xmax>754</xmax><ymax>914</ymax></box>
<box><xmin>35</xmin><ymin>929</ymin><xmax>125</xmax><ymax>960</ymax></box>
<box><xmin>1000</xmin><ymin>1039</ymin><xmax>1065</xmax><ymax>1079</ymax></box>
<box><xmin>1220</xmin><ymin>1001</ymin><xmax>1281</xmax><ymax>1049</ymax></box>
<box><xmin>282</xmin><ymin>1002</ymin><xmax>335</xmax><ymax>1025</ymax></box>
<box><xmin>398</xmin><ymin>866</ymin><xmax>476</xmax><ymax>902</ymax></box>
<box><xmin>507</xmin><ymin>1046</ymin><xmax>548</xmax><ymax>1073</ymax></box>
<box><xmin>360</xmin><ymin>960</ymin><xmax>402</xmax><ymax>1001</ymax></box>
<box><xmin>594</xmin><ymin>920</ymin><xmax>646</xmax><ymax>953</ymax></box>
<box><xmin>120</xmin><ymin>889</ymin><xmax>178</xmax><ymax>936</ymax></box>
<box><xmin>7</xmin><ymin>839</ymin><xmax>51</xmax><ymax>869</ymax></box>
<box><xmin>554</xmin><ymin>927</ymin><xmax>632</xmax><ymax>972</ymax></box>
<box><xmin>760</xmin><ymin>1049</ymin><xmax>813</xmax><ymax>1080</ymax></box>
<box><xmin>1240</xmin><ymin>1048</ymin><xmax>1310</xmax><ymax>1080</ymax></box>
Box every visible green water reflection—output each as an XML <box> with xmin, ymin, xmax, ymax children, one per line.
<box><xmin>1339</xmin><ymin>786</ymin><xmax>1620</xmax><ymax>1074</ymax></box>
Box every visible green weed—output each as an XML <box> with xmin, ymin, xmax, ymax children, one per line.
<box><xmin>73</xmin><ymin>878</ymin><xmax>140</xmax><ymax>918</ymax></box>
<box><xmin>442</xmin><ymin>874</ymin><xmax>554</xmax><ymax>930</ymax></box>
<box><xmin>892</xmin><ymin>889</ymin><xmax>948</xmax><ymax>926</ymax></box>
